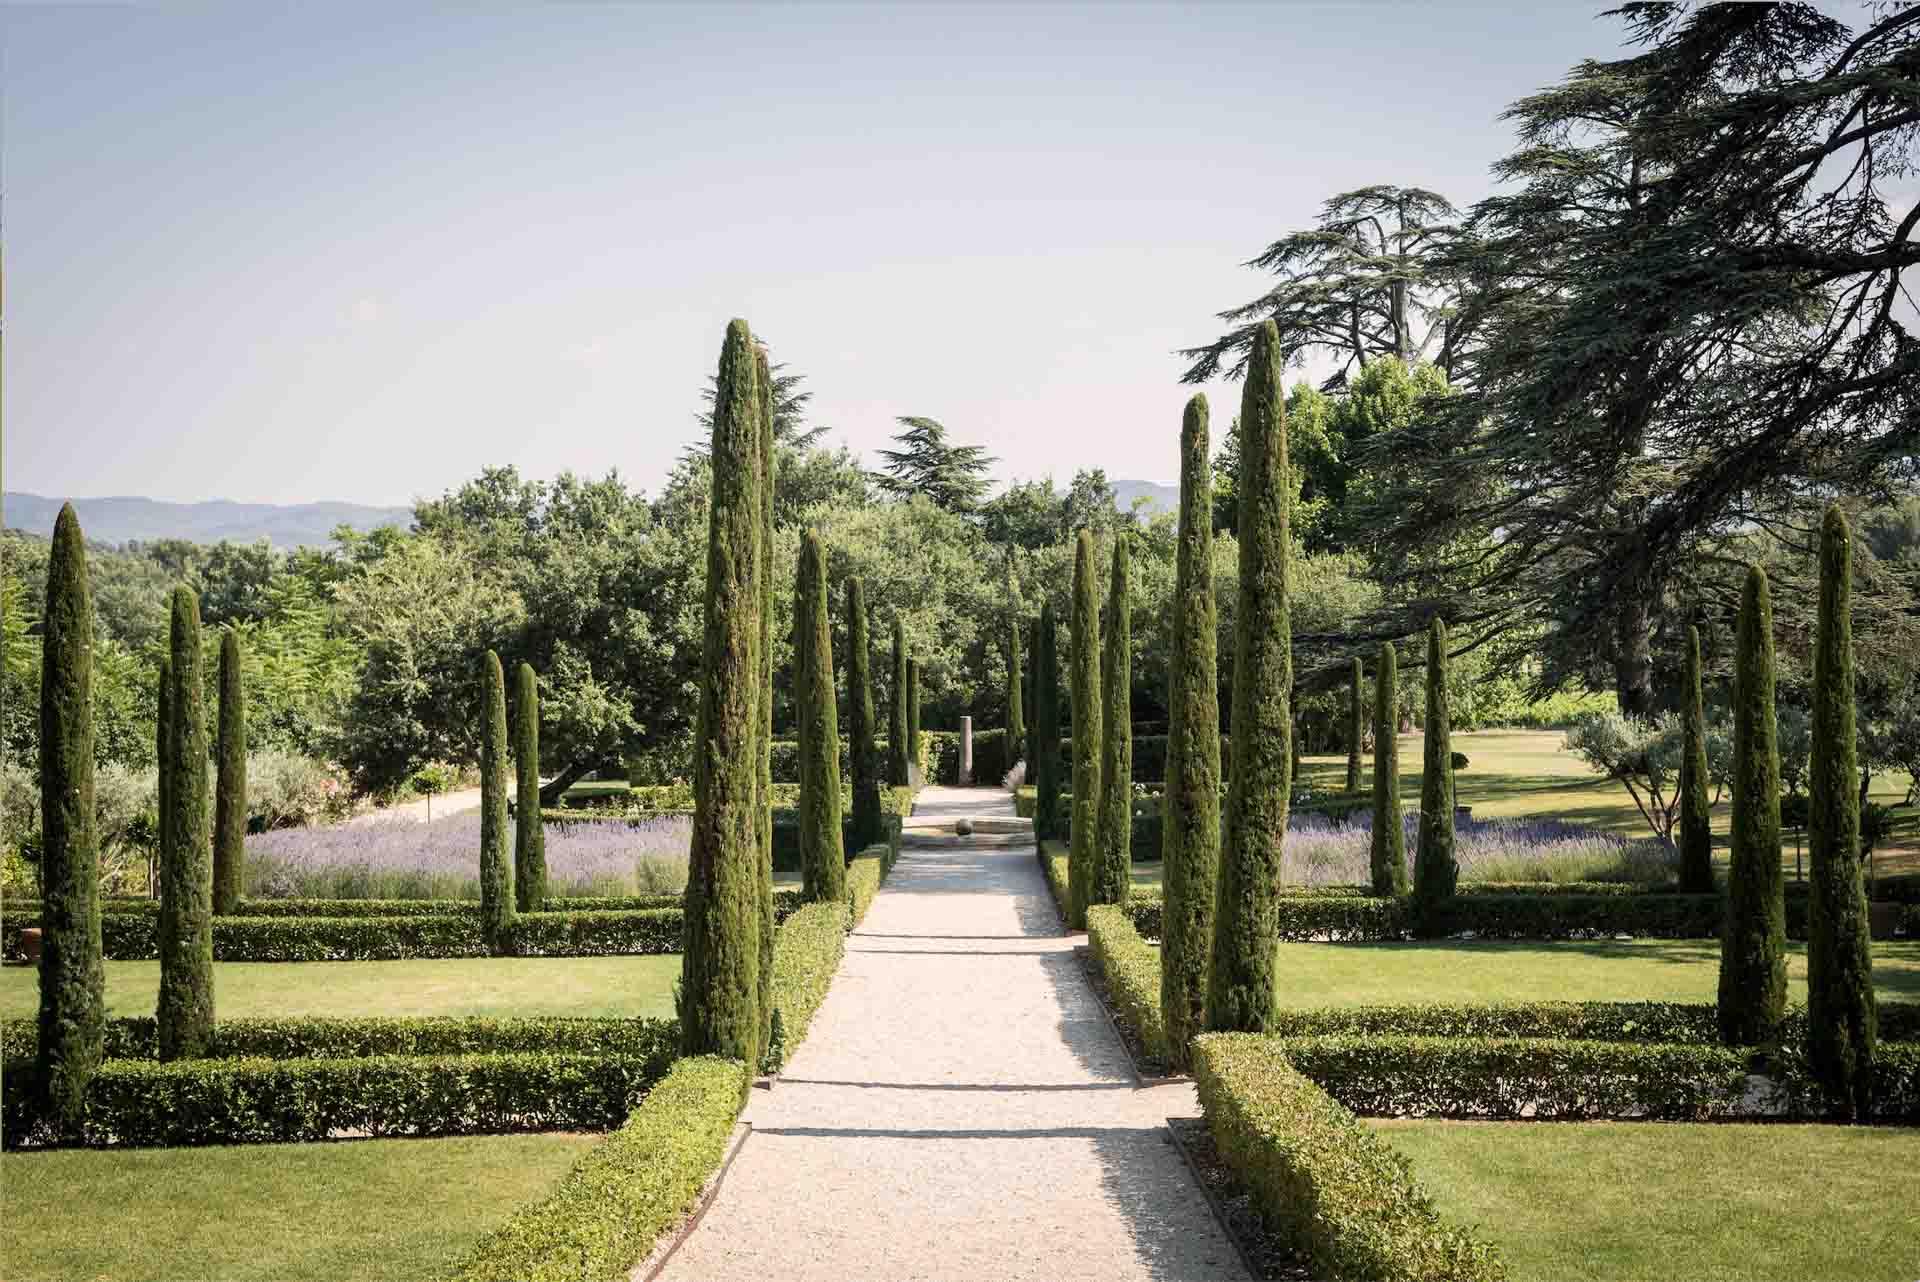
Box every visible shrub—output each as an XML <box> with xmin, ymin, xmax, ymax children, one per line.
<box><xmin>764</xmin><ymin>901</ymin><xmax>849</xmax><ymax>1072</ymax></box>
<box><xmin>1039</xmin><ymin>842</ymin><xmax>1071</xmax><ymax>922</ymax></box>
<box><xmin>1264</xmin><ymin>1001</ymin><xmax>1920</xmax><ymax>1046</ymax></box>
<box><xmin>447</xmin><ymin>1056</ymin><xmax>748</xmax><ymax>1282</ymax></box>
<box><xmin>1087</xmin><ymin>905</ymin><xmax>1165</xmax><ymax>1062</ymax></box>
<box><xmin>158</xmin><ymin>586</ymin><xmax>214</xmax><ymax>1061</ymax></box>
<box><xmin>213</xmin><ymin>630</ymin><xmax>246</xmax><ymax>916</ymax></box>
<box><xmin>34</xmin><ymin>503</ymin><xmax>105</xmax><ymax>1137</ymax></box>
<box><xmin>1211</xmin><ymin>319</ymin><xmax>1290</xmax><ymax>1033</ymax></box>
<box><xmin>1192</xmin><ymin>1033</ymin><xmax>1505</xmax><ymax>1282</ymax></box>
<box><xmin>1721</xmin><ymin>565</ymin><xmax>1787</xmax><ymax>1046</ymax></box>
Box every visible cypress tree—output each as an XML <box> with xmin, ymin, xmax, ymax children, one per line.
<box><xmin>1034</xmin><ymin>604</ymin><xmax>1061</xmax><ymax>841</ymax></box>
<box><xmin>1068</xmin><ymin>529</ymin><xmax>1103</xmax><ymax>929</ymax></box>
<box><xmin>155</xmin><ymin>654</ymin><xmax>172</xmax><ymax>892</ymax></box>
<box><xmin>1411</xmin><ymin>618</ymin><xmax>1457</xmax><ymax>929</ymax></box>
<box><xmin>1345</xmin><ymin>656</ymin><xmax>1364</xmax><ymax>794</ymax></box>
<box><xmin>513</xmin><ymin>662</ymin><xmax>546</xmax><ymax>913</ymax></box>
<box><xmin>754</xmin><ymin>345</ymin><xmax>776</xmax><ymax>1058</ymax></box>
<box><xmin>1093</xmin><ymin>536</ymin><xmax>1132</xmax><ymax>910</ymax></box>
<box><xmin>157</xmin><ymin>587</ymin><xmax>213</xmax><ymax>1060</ymax></box>
<box><xmin>1209</xmin><ymin>318</ymin><xmax>1290</xmax><ymax>1032</ymax></box>
<box><xmin>906</xmin><ymin>656</ymin><xmax>921</xmax><ymax>779</ymax></box>
<box><xmin>36</xmin><ymin>504</ymin><xmax>105</xmax><ymax>1133</ymax></box>
<box><xmin>889</xmin><ymin>620</ymin><xmax>909</xmax><ymax>785</ymax></box>
<box><xmin>1006</xmin><ymin>613</ymin><xmax>1025</xmax><ymax>767</ymax></box>
<box><xmin>1719</xmin><ymin>565</ymin><xmax>1787</xmax><ymax>1047</ymax></box>
<box><xmin>1371</xmin><ymin>642</ymin><xmax>1405</xmax><ymax>897</ymax></box>
<box><xmin>797</xmin><ymin>530</ymin><xmax>847</xmax><ymax>902</ymax></box>
<box><xmin>848</xmin><ymin>578</ymin><xmax>883</xmax><ymax>851</ymax></box>
<box><xmin>212</xmin><ymin>629</ymin><xmax>246</xmax><ymax>915</ymax></box>
<box><xmin>680</xmin><ymin>318</ymin><xmax>764</xmax><ymax>1068</ymax></box>
<box><xmin>1806</xmin><ymin>506</ymin><xmax>1875</xmax><ymax>1113</ymax></box>
<box><xmin>1161</xmin><ymin>395</ymin><xmax>1221</xmax><ymax>1066</ymax></box>
<box><xmin>1678</xmin><ymin>625</ymin><xmax>1714</xmax><ymax>894</ymax></box>
<box><xmin>478</xmin><ymin>650</ymin><xmax>515</xmax><ymax>954</ymax></box>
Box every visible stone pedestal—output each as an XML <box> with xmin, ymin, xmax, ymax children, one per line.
<box><xmin>959</xmin><ymin>715</ymin><xmax>974</xmax><ymax>785</ymax></box>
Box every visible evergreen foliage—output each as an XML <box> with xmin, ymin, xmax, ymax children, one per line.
<box><xmin>478</xmin><ymin>650</ymin><xmax>515</xmax><ymax>954</ymax></box>
<box><xmin>212</xmin><ymin>629</ymin><xmax>246</xmax><ymax>916</ymax></box>
<box><xmin>1370</xmin><ymin>642</ymin><xmax>1405</xmax><ymax>896</ymax></box>
<box><xmin>1068</xmin><ymin>529</ymin><xmax>1103</xmax><ymax>929</ymax></box>
<box><xmin>1160</xmin><ymin>396</ymin><xmax>1221</xmax><ymax>1066</ymax></box>
<box><xmin>1034</xmin><ymin>604</ymin><xmax>1061</xmax><ymax>841</ymax></box>
<box><xmin>1719</xmin><ymin>565</ymin><xmax>1786</xmax><ymax>1047</ymax></box>
<box><xmin>513</xmin><ymin>662</ymin><xmax>547</xmax><ymax>913</ymax></box>
<box><xmin>1093</xmin><ymin>536</ymin><xmax>1131</xmax><ymax>910</ymax></box>
<box><xmin>679</xmin><ymin>319</ymin><xmax>765</xmax><ymax>1070</ymax></box>
<box><xmin>847</xmin><ymin>577</ymin><xmax>883</xmax><ymax>851</ymax></box>
<box><xmin>35</xmin><ymin>504</ymin><xmax>105</xmax><ymax>1134</ymax></box>
<box><xmin>1412</xmin><ymin>618</ymin><xmax>1458</xmax><ymax>928</ymax></box>
<box><xmin>889</xmin><ymin>619</ymin><xmax>909</xmax><ymax>784</ymax></box>
<box><xmin>1209</xmin><ymin>319</ymin><xmax>1290</xmax><ymax>1032</ymax></box>
<box><xmin>157</xmin><ymin>587</ymin><xmax>213</xmax><ymax>1060</ymax></box>
<box><xmin>874</xmin><ymin>416</ymin><xmax>996</xmax><ymax>513</ymax></box>
<box><xmin>796</xmin><ymin>530</ymin><xmax>846</xmax><ymax>903</ymax></box>
<box><xmin>1806</xmin><ymin>506</ymin><xmax>1875</xmax><ymax>1114</ymax></box>
<box><xmin>1678</xmin><ymin>625</ymin><xmax>1714</xmax><ymax>894</ymax></box>
<box><xmin>906</xmin><ymin>657</ymin><xmax>921</xmax><ymax>771</ymax></box>
<box><xmin>754</xmin><ymin>345</ymin><xmax>776</xmax><ymax>1058</ymax></box>
<box><xmin>1345</xmin><ymin>656</ymin><xmax>1364</xmax><ymax>793</ymax></box>
<box><xmin>1006</xmin><ymin>613</ymin><xmax>1025</xmax><ymax>765</ymax></box>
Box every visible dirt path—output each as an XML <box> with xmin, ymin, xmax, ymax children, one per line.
<box><xmin>652</xmin><ymin>786</ymin><xmax>1244</xmax><ymax>1282</ymax></box>
<box><xmin>345</xmin><ymin>785</ymin><xmax>498</xmax><ymax>825</ymax></box>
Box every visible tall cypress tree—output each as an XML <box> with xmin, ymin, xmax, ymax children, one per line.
<box><xmin>1370</xmin><ymin>643</ymin><xmax>1405</xmax><ymax>896</ymax></box>
<box><xmin>906</xmin><ymin>657</ymin><xmax>922</xmax><ymax>780</ymax></box>
<box><xmin>680</xmin><ymin>318</ymin><xmax>764</xmax><ymax>1068</ymax></box>
<box><xmin>1068</xmin><ymin>529</ymin><xmax>1104</xmax><ymax>929</ymax></box>
<box><xmin>212</xmin><ymin>629</ymin><xmax>246</xmax><ymax>915</ymax></box>
<box><xmin>513</xmin><ymin>662</ymin><xmax>546</xmax><ymax>913</ymax></box>
<box><xmin>478</xmin><ymin>650</ymin><xmax>515</xmax><ymax>954</ymax></box>
<box><xmin>155</xmin><ymin>654</ymin><xmax>172</xmax><ymax>901</ymax></box>
<box><xmin>1093</xmin><ymin>536</ymin><xmax>1132</xmax><ymax>910</ymax></box>
<box><xmin>797</xmin><ymin>530</ymin><xmax>847</xmax><ymax>902</ymax></box>
<box><xmin>1678</xmin><ymin>625</ymin><xmax>1714</xmax><ymax>894</ymax></box>
<box><xmin>889</xmin><ymin>619</ymin><xmax>909</xmax><ymax>785</ymax></box>
<box><xmin>753</xmin><ymin>345</ymin><xmax>776</xmax><ymax>1059</ymax></box>
<box><xmin>1411</xmin><ymin>618</ymin><xmax>1457</xmax><ymax>929</ymax></box>
<box><xmin>848</xmin><ymin>577</ymin><xmax>883</xmax><ymax>850</ymax></box>
<box><xmin>1806</xmin><ymin>506</ymin><xmax>1875</xmax><ymax>1114</ymax></box>
<box><xmin>1161</xmin><ymin>395</ymin><xmax>1221</xmax><ymax>1066</ymax></box>
<box><xmin>1719</xmin><ymin>565</ymin><xmax>1786</xmax><ymax>1047</ymax></box>
<box><xmin>1034</xmin><ymin>604</ymin><xmax>1061</xmax><ymax>841</ymax></box>
<box><xmin>157</xmin><ymin>587</ymin><xmax>213</xmax><ymax>1060</ymax></box>
<box><xmin>1006</xmin><ymin>613</ymin><xmax>1025</xmax><ymax>768</ymax></box>
<box><xmin>1209</xmin><ymin>319</ymin><xmax>1290</xmax><ymax>1032</ymax></box>
<box><xmin>1345</xmin><ymin>656</ymin><xmax>1364</xmax><ymax>794</ymax></box>
<box><xmin>36</xmin><ymin>504</ymin><xmax>105</xmax><ymax>1133</ymax></box>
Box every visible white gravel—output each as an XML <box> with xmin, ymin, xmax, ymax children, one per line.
<box><xmin>653</xmin><ymin>786</ymin><xmax>1247</xmax><ymax>1282</ymax></box>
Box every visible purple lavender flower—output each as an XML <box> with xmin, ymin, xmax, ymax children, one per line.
<box><xmin>1278</xmin><ymin>810</ymin><xmax>1672</xmax><ymax>886</ymax></box>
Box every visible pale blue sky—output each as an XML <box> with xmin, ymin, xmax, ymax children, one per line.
<box><xmin>4</xmin><ymin>3</ymin><xmax>1630</xmax><ymax>507</ymax></box>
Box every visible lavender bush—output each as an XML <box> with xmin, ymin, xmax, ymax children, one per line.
<box><xmin>1281</xmin><ymin>811</ymin><xmax>1675</xmax><ymax>887</ymax></box>
<box><xmin>243</xmin><ymin>814</ymin><xmax>692</xmax><ymax>900</ymax></box>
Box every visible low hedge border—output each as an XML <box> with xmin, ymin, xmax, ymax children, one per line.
<box><xmin>446</xmin><ymin>1055</ymin><xmax>748</xmax><ymax>1282</ymax></box>
<box><xmin>1267</xmin><ymin>1000</ymin><xmax>1920</xmax><ymax>1046</ymax></box>
<box><xmin>1277</xmin><ymin>1033</ymin><xmax>1920</xmax><ymax>1122</ymax></box>
<box><xmin>1086</xmin><ymin>905</ymin><xmax>1165</xmax><ymax>1062</ymax></box>
<box><xmin>764</xmin><ymin>901</ymin><xmax>850</xmax><ymax>1072</ymax></box>
<box><xmin>1193</xmin><ymin>1033</ymin><xmax>1506</xmax><ymax>1282</ymax></box>
<box><xmin>1039</xmin><ymin>842</ymin><xmax>1071</xmax><ymax>924</ymax></box>
<box><xmin>2</xmin><ymin>1049</ymin><xmax>667</xmax><ymax>1149</ymax></box>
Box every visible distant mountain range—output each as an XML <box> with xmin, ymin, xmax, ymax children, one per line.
<box><xmin>3</xmin><ymin>493</ymin><xmax>413</xmax><ymax>549</ymax></box>
<box><xmin>1110</xmin><ymin>479</ymin><xmax>1178</xmax><ymax>516</ymax></box>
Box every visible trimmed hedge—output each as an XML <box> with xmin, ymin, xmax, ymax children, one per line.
<box><xmin>763</xmin><ymin>901</ymin><xmax>850</xmax><ymax>1072</ymax></box>
<box><xmin>1039</xmin><ymin>842</ymin><xmax>1071</xmax><ymax>924</ymax></box>
<box><xmin>1087</xmin><ymin>905</ymin><xmax>1165</xmax><ymax>1062</ymax></box>
<box><xmin>2</xmin><ymin>1050</ymin><xmax>667</xmax><ymax>1149</ymax></box>
<box><xmin>1193</xmin><ymin>1033</ymin><xmax>1505</xmax><ymax>1282</ymax></box>
<box><xmin>1265</xmin><ymin>1001</ymin><xmax>1920</xmax><ymax>1046</ymax></box>
<box><xmin>1278</xmin><ymin>1034</ymin><xmax>1920</xmax><ymax>1123</ymax></box>
<box><xmin>447</xmin><ymin>1056</ymin><xmax>748</xmax><ymax>1282</ymax></box>
<box><xmin>846</xmin><ymin>843</ymin><xmax>889</xmax><ymax>926</ymax></box>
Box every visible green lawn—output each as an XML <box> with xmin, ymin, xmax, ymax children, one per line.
<box><xmin>0</xmin><ymin>1132</ymin><xmax>596</xmax><ymax>1282</ymax></box>
<box><xmin>1259</xmin><ymin>938</ymin><xmax>1920</xmax><ymax>1008</ymax></box>
<box><xmin>0</xmin><ymin>954</ymin><xmax>682</xmax><ymax>1021</ymax></box>
<box><xmin>1375</xmin><ymin>1120</ymin><xmax>1920</xmax><ymax>1282</ymax></box>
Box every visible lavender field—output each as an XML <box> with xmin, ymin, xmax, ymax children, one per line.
<box><xmin>1280</xmin><ymin>811</ymin><xmax>1675</xmax><ymax>887</ymax></box>
<box><xmin>244</xmin><ymin>815</ymin><xmax>692</xmax><ymax>900</ymax></box>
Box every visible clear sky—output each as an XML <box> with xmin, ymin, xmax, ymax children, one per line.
<box><xmin>3</xmin><ymin>2</ymin><xmax>1634</xmax><ymax>507</ymax></box>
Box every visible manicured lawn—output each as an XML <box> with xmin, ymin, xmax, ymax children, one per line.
<box><xmin>1374</xmin><ymin>1120</ymin><xmax>1920</xmax><ymax>1282</ymax></box>
<box><xmin>0</xmin><ymin>1132</ymin><xmax>597</xmax><ymax>1282</ymax></box>
<box><xmin>1258</xmin><ymin>938</ymin><xmax>1920</xmax><ymax>1008</ymax></box>
<box><xmin>0</xmin><ymin>954</ymin><xmax>682</xmax><ymax>1021</ymax></box>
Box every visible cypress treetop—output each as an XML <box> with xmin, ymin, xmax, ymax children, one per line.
<box><xmin>1068</xmin><ymin>528</ymin><xmax>1103</xmax><ymax>929</ymax></box>
<box><xmin>797</xmin><ymin>529</ymin><xmax>846</xmax><ymax>903</ymax></box>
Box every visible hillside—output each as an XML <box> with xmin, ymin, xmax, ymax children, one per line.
<box><xmin>2</xmin><ymin>493</ymin><xmax>412</xmax><ymax>549</ymax></box>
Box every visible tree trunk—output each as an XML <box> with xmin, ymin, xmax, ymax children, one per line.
<box><xmin>1614</xmin><ymin>586</ymin><xmax>1655</xmax><ymax>720</ymax></box>
<box><xmin>538</xmin><ymin>759</ymin><xmax>595</xmax><ymax>807</ymax></box>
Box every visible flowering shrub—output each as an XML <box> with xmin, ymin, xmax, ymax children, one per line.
<box><xmin>1282</xmin><ymin>811</ymin><xmax>1675</xmax><ymax>887</ymax></box>
<box><xmin>244</xmin><ymin>813</ymin><xmax>691</xmax><ymax>900</ymax></box>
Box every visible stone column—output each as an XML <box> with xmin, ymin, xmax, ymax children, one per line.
<box><xmin>959</xmin><ymin>715</ymin><xmax>974</xmax><ymax>786</ymax></box>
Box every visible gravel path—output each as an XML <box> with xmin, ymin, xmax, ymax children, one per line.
<box><xmin>653</xmin><ymin>786</ymin><xmax>1246</xmax><ymax>1282</ymax></box>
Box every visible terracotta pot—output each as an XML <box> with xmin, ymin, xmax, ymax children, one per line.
<box><xmin>18</xmin><ymin>927</ymin><xmax>44</xmax><ymax>963</ymax></box>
